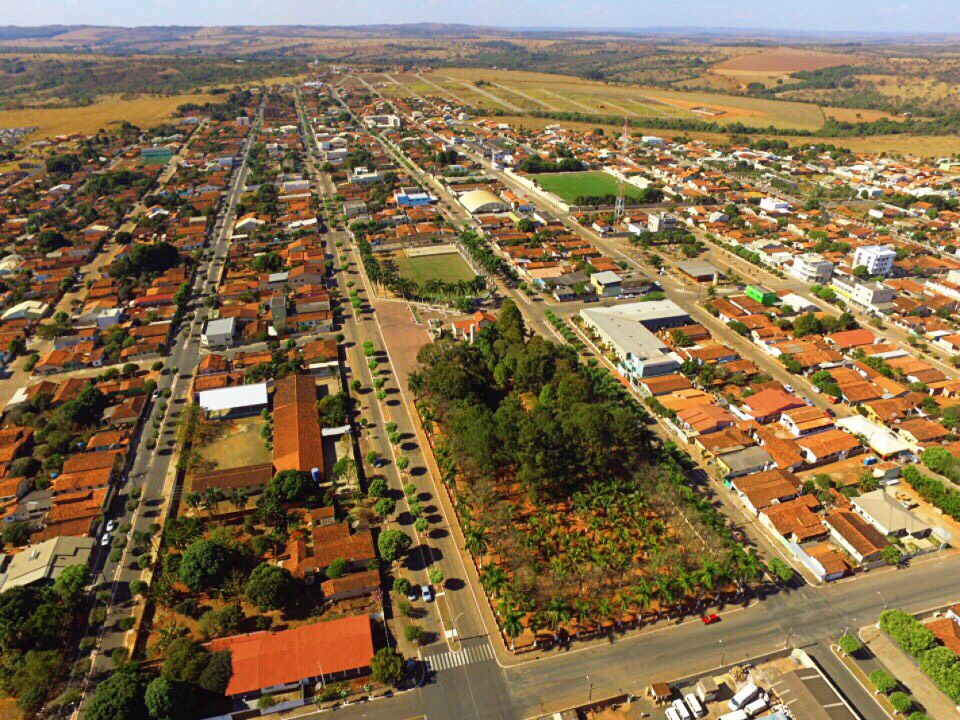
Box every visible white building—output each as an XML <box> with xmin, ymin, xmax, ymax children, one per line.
<box><xmin>759</xmin><ymin>197</ymin><xmax>791</xmax><ymax>213</ymax></box>
<box><xmin>648</xmin><ymin>213</ymin><xmax>677</xmax><ymax>233</ymax></box>
<box><xmin>580</xmin><ymin>300</ymin><xmax>689</xmax><ymax>379</ymax></box>
<box><xmin>201</xmin><ymin>317</ymin><xmax>237</xmax><ymax>349</ymax></box>
<box><xmin>852</xmin><ymin>245</ymin><xmax>897</xmax><ymax>277</ymax></box>
<box><xmin>789</xmin><ymin>253</ymin><xmax>833</xmax><ymax>285</ymax></box>
<box><xmin>830</xmin><ymin>276</ymin><xmax>894</xmax><ymax>314</ymax></box>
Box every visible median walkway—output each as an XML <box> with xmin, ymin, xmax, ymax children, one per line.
<box><xmin>860</xmin><ymin>624</ymin><xmax>956</xmax><ymax>720</ymax></box>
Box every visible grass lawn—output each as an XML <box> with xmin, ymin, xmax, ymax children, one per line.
<box><xmin>392</xmin><ymin>252</ymin><xmax>477</xmax><ymax>285</ymax></box>
<box><xmin>533</xmin><ymin>171</ymin><xmax>647</xmax><ymax>204</ymax></box>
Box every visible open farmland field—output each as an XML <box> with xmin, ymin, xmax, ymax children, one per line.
<box><xmin>0</xmin><ymin>92</ymin><xmax>215</xmax><ymax>140</ymax></box>
<box><xmin>391</xmin><ymin>251</ymin><xmax>477</xmax><ymax>285</ymax></box>
<box><xmin>433</xmin><ymin>67</ymin><xmax>830</xmax><ymax>130</ymax></box>
<box><xmin>486</xmin><ymin>114</ymin><xmax>960</xmax><ymax>158</ymax></box>
<box><xmin>533</xmin><ymin>171</ymin><xmax>647</xmax><ymax>204</ymax></box>
<box><xmin>714</xmin><ymin>47</ymin><xmax>859</xmax><ymax>73</ymax></box>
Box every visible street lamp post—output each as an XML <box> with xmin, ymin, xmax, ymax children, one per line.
<box><xmin>877</xmin><ymin>590</ymin><xmax>888</xmax><ymax>609</ymax></box>
<box><xmin>719</xmin><ymin>639</ymin><xmax>726</xmax><ymax>667</ymax></box>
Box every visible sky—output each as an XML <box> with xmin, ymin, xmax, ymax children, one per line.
<box><xmin>3</xmin><ymin>0</ymin><xmax>959</xmax><ymax>35</ymax></box>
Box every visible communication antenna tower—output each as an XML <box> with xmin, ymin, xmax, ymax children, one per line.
<box><xmin>614</xmin><ymin>118</ymin><xmax>630</xmax><ymax>226</ymax></box>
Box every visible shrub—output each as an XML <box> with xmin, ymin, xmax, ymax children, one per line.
<box><xmin>393</xmin><ymin>577</ymin><xmax>411</xmax><ymax>595</ymax></box>
<box><xmin>326</xmin><ymin>557</ymin><xmax>348</xmax><ymax>579</ymax></box>
<box><xmin>839</xmin><ymin>635</ymin><xmax>862</xmax><ymax>655</ymax></box>
<box><xmin>870</xmin><ymin>669</ymin><xmax>897</xmax><ymax>694</ymax></box>
<box><xmin>404</xmin><ymin>623</ymin><xmax>425</xmax><ymax>644</ymax></box>
<box><xmin>889</xmin><ymin>692</ymin><xmax>913</xmax><ymax>713</ymax></box>
<box><xmin>117</xmin><ymin>616</ymin><xmax>136</xmax><ymax>631</ymax></box>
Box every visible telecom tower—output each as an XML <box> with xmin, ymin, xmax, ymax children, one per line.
<box><xmin>613</xmin><ymin>118</ymin><xmax>630</xmax><ymax>226</ymax></box>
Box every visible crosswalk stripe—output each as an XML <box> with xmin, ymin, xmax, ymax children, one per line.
<box><xmin>424</xmin><ymin>642</ymin><xmax>494</xmax><ymax>672</ymax></box>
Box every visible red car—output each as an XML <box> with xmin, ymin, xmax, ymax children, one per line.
<box><xmin>700</xmin><ymin>614</ymin><xmax>720</xmax><ymax>625</ymax></box>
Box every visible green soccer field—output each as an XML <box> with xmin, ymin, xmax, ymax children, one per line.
<box><xmin>533</xmin><ymin>171</ymin><xmax>648</xmax><ymax>204</ymax></box>
<box><xmin>392</xmin><ymin>252</ymin><xmax>477</xmax><ymax>285</ymax></box>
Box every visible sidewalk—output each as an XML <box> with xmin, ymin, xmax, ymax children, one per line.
<box><xmin>860</xmin><ymin>624</ymin><xmax>957</xmax><ymax>720</ymax></box>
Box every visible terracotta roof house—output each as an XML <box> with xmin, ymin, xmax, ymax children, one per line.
<box><xmin>636</xmin><ymin>373</ymin><xmax>693</xmax><ymax>397</ymax></box>
<box><xmin>675</xmin><ymin>403</ymin><xmax>735</xmax><ymax>437</ymax></box>
<box><xmin>761</xmin><ymin>494</ymin><xmax>828</xmax><ymax>544</ymax></box>
<box><xmin>742</xmin><ymin>389</ymin><xmax>806</xmax><ymax>423</ymax></box>
<box><xmin>779</xmin><ymin>406</ymin><xmax>834</xmax><ymax>437</ymax></box>
<box><xmin>825</xmin><ymin>329</ymin><xmax>877</xmax><ymax>351</ymax></box>
<box><xmin>796</xmin><ymin>429</ymin><xmax>862</xmax><ymax>465</ymax></box>
<box><xmin>823</xmin><ymin>509</ymin><xmax>889</xmax><ymax>564</ymax></box>
<box><xmin>272</xmin><ymin>374</ymin><xmax>324</xmax><ymax>478</ymax></box>
<box><xmin>896</xmin><ymin>418</ymin><xmax>949</xmax><ymax>449</ymax></box>
<box><xmin>191</xmin><ymin>463</ymin><xmax>274</xmax><ymax>496</ymax></box>
<box><xmin>207</xmin><ymin>615</ymin><xmax>375</xmax><ymax>699</ymax></box>
<box><xmin>320</xmin><ymin>569</ymin><xmax>381</xmax><ymax>603</ymax></box>
<box><xmin>927</xmin><ymin>618</ymin><xmax>960</xmax><ymax>656</ymax></box>
<box><xmin>696</xmin><ymin>426</ymin><xmax>755</xmax><ymax>457</ymax></box>
<box><xmin>284</xmin><ymin>521</ymin><xmax>375</xmax><ymax>580</ymax></box>
<box><xmin>730</xmin><ymin>468</ymin><xmax>800</xmax><ymax>514</ymax></box>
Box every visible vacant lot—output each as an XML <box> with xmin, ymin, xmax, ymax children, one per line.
<box><xmin>0</xmin><ymin>92</ymin><xmax>214</xmax><ymax>141</ymax></box>
<box><xmin>192</xmin><ymin>415</ymin><xmax>271</xmax><ymax>475</ymax></box>
<box><xmin>534</xmin><ymin>171</ymin><xmax>645</xmax><ymax>204</ymax></box>
<box><xmin>392</xmin><ymin>251</ymin><xmax>476</xmax><ymax>285</ymax></box>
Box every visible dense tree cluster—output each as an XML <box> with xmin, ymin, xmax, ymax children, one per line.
<box><xmin>409</xmin><ymin>300</ymin><xmax>760</xmax><ymax>639</ymax></box>
<box><xmin>110</xmin><ymin>241</ymin><xmax>181</xmax><ymax>280</ymax></box>
<box><xmin>0</xmin><ymin>565</ymin><xmax>90</xmax><ymax>713</ymax></box>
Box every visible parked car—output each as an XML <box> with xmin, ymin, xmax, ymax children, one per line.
<box><xmin>105</xmin><ymin>520</ymin><xmax>118</xmax><ymax>533</ymax></box>
<box><xmin>421</xmin><ymin>585</ymin><xmax>434</xmax><ymax>603</ymax></box>
<box><xmin>100</xmin><ymin>533</ymin><xmax>111</xmax><ymax>547</ymax></box>
<box><xmin>700</xmin><ymin>614</ymin><xmax>721</xmax><ymax>625</ymax></box>
<box><xmin>407</xmin><ymin>586</ymin><xmax>419</xmax><ymax>602</ymax></box>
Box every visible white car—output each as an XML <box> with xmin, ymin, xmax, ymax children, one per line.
<box><xmin>105</xmin><ymin>519</ymin><xmax>118</xmax><ymax>533</ymax></box>
<box><xmin>421</xmin><ymin>585</ymin><xmax>434</xmax><ymax>603</ymax></box>
<box><xmin>100</xmin><ymin>533</ymin><xmax>111</xmax><ymax>547</ymax></box>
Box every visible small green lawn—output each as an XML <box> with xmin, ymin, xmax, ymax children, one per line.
<box><xmin>533</xmin><ymin>171</ymin><xmax>648</xmax><ymax>204</ymax></box>
<box><xmin>393</xmin><ymin>252</ymin><xmax>477</xmax><ymax>285</ymax></box>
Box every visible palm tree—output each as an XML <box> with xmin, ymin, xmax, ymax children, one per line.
<box><xmin>501</xmin><ymin>609</ymin><xmax>524</xmax><ymax>651</ymax></box>
<box><xmin>201</xmin><ymin>487</ymin><xmax>225</xmax><ymax>520</ymax></box>
<box><xmin>184</xmin><ymin>491</ymin><xmax>201</xmax><ymax>514</ymax></box>
<box><xmin>545</xmin><ymin>597</ymin><xmax>572</xmax><ymax>636</ymax></box>
<box><xmin>596</xmin><ymin>597</ymin><xmax>615</xmax><ymax>630</ymax></box>
<box><xmin>479</xmin><ymin>564</ymin><xmax>507</xmax><ymax>599</ymax></box>
<box><xmin>229</xmin><ymin>488</ymin><xmax>249</xmax><ymax>514</ymax></box>
<box><xmin>464</xmin><ymin>525</ymin><xmax>488</xmax><ymax>564</ymax></box>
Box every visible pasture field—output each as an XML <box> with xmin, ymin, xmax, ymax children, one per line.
<box><xmin>392</xmin><ymin>251</ymin><xmax>477</xmax><ymax>285</ymax></box>
<box><xmin>533</xmin><ymin>171</ymin><xmax>646</xmax><ymax>204</ymax></box>
<box><xmin>0</xmin><ymin>92</ymin><xmax>215</xmax><ymax>140</ymax></box>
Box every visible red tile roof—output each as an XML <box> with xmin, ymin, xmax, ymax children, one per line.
<box><xmin>272</xmin><ymin>374</ymin><xmax>324</xmax><ymax>476</ymax></box>
<box><xmin>207</xmin><ymin>615</ymin><xmax>375</xmax><ymax>696</ymax></box>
